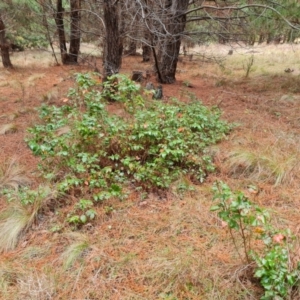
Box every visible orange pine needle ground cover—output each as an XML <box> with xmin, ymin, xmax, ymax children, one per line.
<box><xmin>1</xmin><ymin>44</ymin><xmax>300</xmax><ymax>299</ymax></box>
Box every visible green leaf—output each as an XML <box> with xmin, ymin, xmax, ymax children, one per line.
<box><xmin>210</xmin><ymin>205</ymin><xmax>220</xmax><ymax>211</ymax></box>
<box><xmin>80</xmin><ymin>214</ymin><xmax>87</xmax><ymax>224</ymax></box>
<box><xmin>86</xmin><ymin>209</ymin><xmax>96</xmax><ymax>220</ymax></box>
<box><xmin>228</xmin><ymin>219</ymin><xmax>239</xmax><ymax>229</ymax></box>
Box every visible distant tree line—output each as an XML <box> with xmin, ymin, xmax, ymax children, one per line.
<box><xmin>1</xmin><ymin>0</ymin><xmax>300</xmax><ymax>83</ymax></box>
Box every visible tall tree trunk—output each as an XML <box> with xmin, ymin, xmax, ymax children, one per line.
<box><xmin>54</xmin><ymin>0</ymin><xmax>68</xmax><ymax>64</ymax></box>
<box><xmin>54</xmin><ymin>0</ymin><xmax>81</xmax><ymax>65</ymax></box>
<box><xmin>142</xmin><ymin>42</ymin><xmax>151</xmax><ymax>62</ymax></box>
<box><xmin>267</xmin><ymin>33</ymin><xmax>273</xmax><ymax>44</ymax></box>
<box><xmin>156</xmin><ymin>0</ymin><xmax>189</xmax><ymax>84</ymax></box>
<box><xmin>0</xmin><ymin>15</ymin><xmax>13</xmax><ymax>68</ymax></box>
<box><xmin>103</xmin><ymin>0</ymin><xmax>122</xmax><ymax>80</ymax></box>
<box><xmin>141</xmin><ymin>0</ymin><xmax>152</xmax><ymax>62</ymax></box>
<box><xmin>258</xmin><ymin>33</ymin><xmax>265</xmax><ymax>44</ymax></box>
<box><xmin>128</xmin><ymin>40</ymin><xmax>137</xmax><ymax>56</ymax></box>
<box><xmin>68</xmin><ymin>0</ymin><xmax>81</xmax><ymax>64</ymax></box>
<box><xmin>142</xmin><ymin>21</ymin><xmax>152</xmax><ymax>62</ymax></box>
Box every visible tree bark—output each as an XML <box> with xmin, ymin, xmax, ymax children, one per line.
<box><xmin>156</xmin><ymin>0</ymin><xmax>189</xmax><ymax>84</ymax></box>
<box><xmin>54</xmin><ymin>0</ymin><xmax>68</xmax><ymax>64</ymax></box>
<box><xmin>0</xmin><ymin>15</ymin><xmax>13</xmax><ymax>68</ymax></box>
<box><xmin>54</xmin><ymin>0</ymin><xmax>81</xmax><ymax>65</ymax></box>
<box><xmin>128</xmin><ymin>40</ymin><xmax>137</xmax><ymax>56</ymax></box>
<box><xmin>140</xmin><ymin>0</ymin><xmax>152</xmax><ymax>62</ymax></box>
<box><xmin>142</xmin><ymin>29</ymin><xmax>152</xmax><ymax>62</ymax></box>
<box><xmin>68</xmin><ymin>0</ymin><xmax>81</xmax><ymax>64</ymax></box>
<box><xmin>103</xmin><ymin>0</ymin><xmax>122</xmax><ymax>80</ymax></box>
<box><xmin>142</xmin><ymin>43</ymin><xmax>151</xmax><ymax>62</ymax></box>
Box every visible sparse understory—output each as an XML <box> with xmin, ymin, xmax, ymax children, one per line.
<box><xmin>1</xmin><ymin>44</ymin><xmax>300</xmax><ymax>299</ymax></box>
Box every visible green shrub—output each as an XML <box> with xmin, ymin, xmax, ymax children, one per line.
<box><xmin>27</xmin><ymin>73</ymin><xmax>230</xmax><ymax>206</ymax></box>
<box><xmin>67</xmin><ymin>199</ymin><xmax>96</xmax><ymax>228</ymax></box>
<box><xmin>211</xmin><ymin>181</ymin><xmax>300</xmax><ymax>299</ymax></box>
<box><xmin>254</xmin><ymin>243</ymin><xmax>300</xmax><ymax>300</ymax></box>
<box><xmin>7</xmin><ymin>32</ymin><xmax>48</xmax><ymax>50</ymax></box>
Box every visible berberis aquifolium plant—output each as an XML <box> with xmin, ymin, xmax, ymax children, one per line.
<box><xmin>27</xmin><ymin>73</ymin><xmax>231</xmax><ymax>222</ymax></box>
<box><xmin>211</xmin><ymin>181</ymin><xmax>300</xmax><ymax>300</ymax></box>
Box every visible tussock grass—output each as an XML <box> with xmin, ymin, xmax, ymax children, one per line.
<box><xmin>61</xmin><ymin>233</ymin><xmax>90</xmax><ymax>270</ymax></box>
<box><xmin>225</xmin><ymin>138</ymin><xmax>300</xmax><ymax>186</ymax></box>
<box><xmin>0</xmin><ymin>159</ymin><xmax>31</xmax><ymax>191</ymax></box>
<box><xmin>0</xmin><ymin>123</ymin><xmax>17</xmax><ymax>135</ymax></box>
<box><xmin>0</xmin><ymin>204</ymin><xmax>36</xmax><ymax>252</ymax></box>
<box><xmin>0</xmin><ymin>185</ymin><xmax>58</xmax><ymax>252</ymax></box>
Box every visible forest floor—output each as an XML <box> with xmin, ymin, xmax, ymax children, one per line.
<box><xmin>1</xmin><ymin>43</ymin><xmax>300</xmax><ymax>299</ymax></box>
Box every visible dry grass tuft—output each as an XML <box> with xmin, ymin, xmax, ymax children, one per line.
<box><xmin>42</xmin><ymin>88</ymin><xmax>59</xmax><ymax>103</ymax></box>
<box><xmin>0</xmin><ymin>185</ymin><xmax>58</xmax><ymax>252</ymax></box>
<box><xmin>0</xmin><ymin>81</ymin><xmax>9</xmax><ymax>88</ymax></box>
<box><xmin>0</xmin><ymin>268</ymin><xmax>21</xmax><ymax>299</ymax></box>
<box><xmin>61</xmin><ymin>233</ymin><xmax>90</xmax><ymax>270</ymax></box>
<box><xmin>0</xmin><ymin>159</ymin><xmax>31</xmax><ymax>191</ymax></box>
<box><xmin>0</xmin><ymin>204</ymin><xmax>36</xmax><ymax>252</ymax></box>
<box><xmin>17</xmin><ymin>270</ymin><xmax>56</xmax><ymax>300</ymax></box>
<box><xmin>225</xmin><ymin>145</ymin><xmax>299</xmax><ymax>186</ymax></box>
<box><xmin>142</xmin><ymin>248</ymin><xmax>205</xmax><ymax>297</ymax></box>
<box><xmin>0</xmin><ymin>123</ymin><xmax>17</xmax><ymax>135</ymax></box>
<box><xmin>26</xmin><ymin>73</ymin><xmax>45</xmax><ymax>86</ymax></box>
<box><xmin>7</xmin><ymin>113</ymin><xmax>19</xmax><ymax>121</ymax></box>
<box><xmin>0</xmin><ymin>112</ymin><xmax>21</xmax><ymax>121</ymax></box>
<box><xmin>11</xmin><ymin>50</ymin><xmax>56</xmax><ymax>68</ymax></box>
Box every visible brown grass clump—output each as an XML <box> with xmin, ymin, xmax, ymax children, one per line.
<box><xmin>0</xmin><ymin>159</ymin><xmax>31</xmax><ymax>190</ymax></box>
<box><xmin>0</xmin><ymin>267</ymin><xmax>22</xmax><ymax>299</ymax></box>
<box><xmin>225</xmin><ymin>149</ymin><xmax>298</xmax><ymax>185</ymax></box>
<box><xmin>17</xmin><ymin>271</ymin><xmax>56</xmax><ymax>300</ymax></box>
<box><xmin>224</xmin><ymin>133</ymin><xmax>300</xmax><ymax>186</ymax></box>
<box><xmin>0</xmin><ymin>204</ymin><xmax>37</xmax><ymax>252</ymax></box>
<box><xmin>0</xmin><ymin>185</ymin><xmax>58</xmax><ymax>252</ymax></box>
<box><xmin>0</xmin><ymin>266</ymin><xmax>56</xmax><ymax>300</ymax></box>
<box><xmin>0</xmin><ymin>123</ymin><xmax>17</xmax><ymax>135</ymax></box>
<box><xmin>60</xmin><ymin>232</ymin><xmax>90</xmax><ymax>270</ymax></box>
